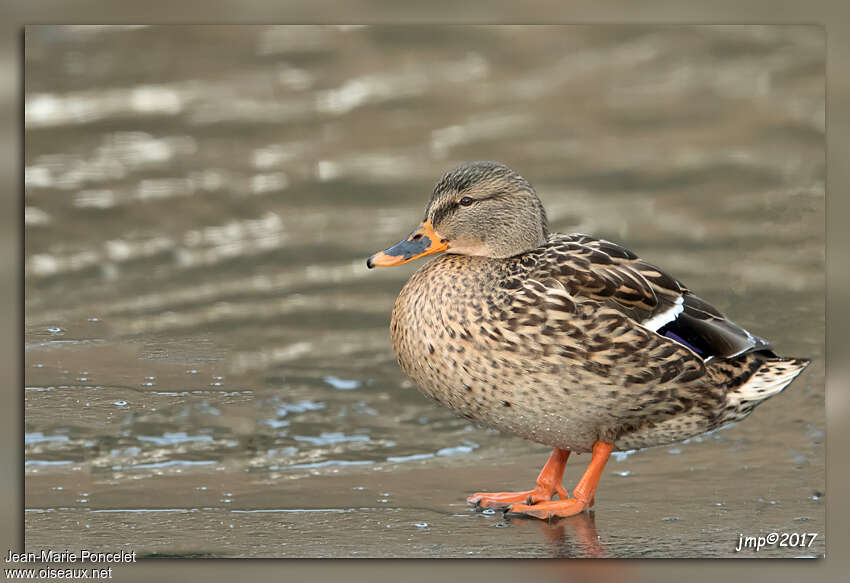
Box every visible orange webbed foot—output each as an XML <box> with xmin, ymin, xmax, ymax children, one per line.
<box><xmin>467</xmin><ymin>484</ymin><xmax>568</xmax><ymax>509</ymax></box>
<box><xmin>467</xmin><ymin>448</ymin><xmax>570</xmax><ymax>510</ymax></box>
<box><xmin>506</xmin><ymin>497</ymin><xmax>589</xmax><ymax>519</ymax></box>
<box><xmin>505</xmin><ymin>441</ymin><xmax>613</xmax><ymax>521</ymax></box>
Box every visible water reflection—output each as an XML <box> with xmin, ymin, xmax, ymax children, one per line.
<box><xmin>543</xmin><ymin>513</ymin><xmax>606</xmax><ymax>559</ymax></box>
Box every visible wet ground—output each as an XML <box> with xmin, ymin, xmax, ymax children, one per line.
<box><xmin>24</xmin><ymin>25</ymin><xmax>824</xmax><ymax>558</ymax></box>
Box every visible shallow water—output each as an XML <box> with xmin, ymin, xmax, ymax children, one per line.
<box><xmin>24</xmin><ymin>25</ymin><xmax>824</xmax><ymax>558</ymax></box>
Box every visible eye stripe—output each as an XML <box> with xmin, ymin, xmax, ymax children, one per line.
<box><xmin>431</xmin><ymin>194</ymin><xmax>499</xmax><ymax>226</ymax></box>
<box><xmin>455</xmin><ymin>194</ymin><xmax>498</xmax><ymax>208</ymax></box>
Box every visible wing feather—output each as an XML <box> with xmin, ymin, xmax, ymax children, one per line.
<box><xmin>497</xmin><ymin>277</ymin><xmax>707</xmax><ymax>411</ymax></box>
<box><xmin>534</xmin><ymin>233</ymin><xmax>772</xmax><ymax>360</ymax></box>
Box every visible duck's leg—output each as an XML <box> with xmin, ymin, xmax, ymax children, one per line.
<box><xmin>467</xmin><ymin>448</ymin><xmax>570</xmax><ymax>509</ymax></box>
<box><xmin>507</xmin><ymin>441</ymin><xmax>613</xmax><ymax>519</ymax></box>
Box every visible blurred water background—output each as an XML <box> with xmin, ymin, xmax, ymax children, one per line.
<box><xmin>24</xmin><ymin>25</ymin><xmax>824</xmax><ymax>558</ymax></box>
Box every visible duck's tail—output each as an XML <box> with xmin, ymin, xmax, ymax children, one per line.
<box><xmin>716</xmin><ymin>355</ymin><xmax>810</xmax><ymax>426</ymax></box>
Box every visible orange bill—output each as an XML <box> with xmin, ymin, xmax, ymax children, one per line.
<box><xmin>366</xmin><ymin>220</ymin><xmax>448</xmax><ymax>268</ymax></box>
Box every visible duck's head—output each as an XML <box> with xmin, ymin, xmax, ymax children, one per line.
<box><xmin>367</xmin><ymin>161</ymin><xmax>548</xmax><ymax>268</ymax></box>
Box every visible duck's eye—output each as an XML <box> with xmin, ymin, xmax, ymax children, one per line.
<box><xmin>459</xmin><ymin>197</ymin><xmax>474</xmax><ymax>207</ymax></box>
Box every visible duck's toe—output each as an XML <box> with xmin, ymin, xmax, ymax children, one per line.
<box><xmin>506</xmin><ymin>498</ymin><xmax>589</xmax><ymax>519</ymax></box>
<box><xmin>467</xmin><ymin>486</ymin><xmax>564</xmax><ymax>509</ymax></box>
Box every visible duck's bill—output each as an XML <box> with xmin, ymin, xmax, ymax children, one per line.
<box><xmin>366</xmin><ymin>220</ymin><xmax>448</xmax><ymax>268</ymax></box>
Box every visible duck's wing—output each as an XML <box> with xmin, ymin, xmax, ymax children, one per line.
<box><xmin>502</xmin><ymin>276</ymin><xmax>706</xmax><ymax>390</ymax></box>
<box><xmin>533</xmin><ymin>233</ymin><xmax>772</xmax><ymax>360</ymax></box>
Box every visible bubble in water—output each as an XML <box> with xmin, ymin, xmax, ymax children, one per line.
<box><xmin>113</xmin><ymin>400</ymin><xmax>128</xmax><ymax>407</ymax></box>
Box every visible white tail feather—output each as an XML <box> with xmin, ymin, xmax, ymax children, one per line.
<box><xmin>728</xmin><ymin>358</ymin><xmax>809</xmax><ymax>406</ymax></box>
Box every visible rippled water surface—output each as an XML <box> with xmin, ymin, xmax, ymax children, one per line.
<box><xmin>25</xmin><ymin>25</ymin><xmax>824</xmax><ymax>558</ymax></box>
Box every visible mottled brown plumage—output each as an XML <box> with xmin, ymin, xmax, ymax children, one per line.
<box><xmin>368</xmin><ymin>161</ymin><xmax>809</xmax><ymax>518</ymax></box>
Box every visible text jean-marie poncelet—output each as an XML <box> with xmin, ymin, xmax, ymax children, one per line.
<box><xmin>5</xmin><ymin>549</ymin><xmax>136</xmax><ymax>563</ymax></box>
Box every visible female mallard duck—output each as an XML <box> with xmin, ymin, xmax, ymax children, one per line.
<box><xmin>367</xmin><ymin>161</ymin><xmax>809</xmax><ymax>519</ymax></box>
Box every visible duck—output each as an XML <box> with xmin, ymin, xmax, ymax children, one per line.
<box><xmin>366</xmin><ymin>160</ymin><xmax>809</xmax><ymax>519</ymax></box>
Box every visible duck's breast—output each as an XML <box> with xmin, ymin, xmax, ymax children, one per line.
<box><xmin>390</xmin><ymin>255</ymin><xmax>487</xmax><ymax>397</ymax></box>
<box><xmin>388</xmin><ymin>255</ymin><xmax>602</xmax><ymax>452</ymax></box>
